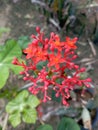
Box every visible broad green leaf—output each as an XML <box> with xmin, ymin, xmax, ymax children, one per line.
<box><xmin>17</xmin><ymin>36</ymin><xmax>31</xmax><ymax>49</ymax></box>
<box><xmin>6</xmin><ymin>90</ymin><xmax>39</xmax><ymax>113</ymax></box>
<box><xmin>36</xmin><ymin>124</ymin><xmax>53</xmax><ymax>130</ymax></box>
<box><xmin>14</xmin><ymin>90</ymin><xmax>29</xmax><ymax>102</ymax></box>
<box><xmin>9</xmin><ymin>111</ymin><xmax>21</xmax><ymax>127</ymax></box>
<box><xmin>0</xmin><ymin>88</ymin><xmax>16</xmax><ymax>99</ymax></box>
<box><xmin>6</xmin><ymin>91</ymin><xmax>29</xmax><ymax>113</ymax></box>
<box><xmin>57</xmin><ymin>117</ymin><xmax>80</xmax><ymax>130</ymax></box>
<box><xmin>10</xmin><ymin>64</ymin><xmax>24</xmax><ymax>74</ymax></box>
<box><xmin>0</xmin><ymin>39</ymin><xmax>22</xmax><ymax>63</ymax></box>
<box><xmin>6</xmin><ymin>90</ymin><xmax>39</xmax><ymax>126</ymax></box>
<box><xmin>6</xmin><ymin>100</ymin><xmax>20</xmax><ymax>114</ymax></box>
<box><xmin>0</xmin><ymin>45</ymin><xmax>4</xmax><ymax>52</ymax></box>
<box><xmin>27</xmin><ymin>95</ymin><xmax>40</xmax><ymax>108</ymax></box>
<box><xmin>0</xmin><ymin>39</ymin><xmax>23</xmax><ymax>89</ymax></box>
<box><xmin>10</xmin><ymin>58</ymin><xmax>25</xmax><ymax>74</ymax></box>
<box><xmin>22</xmin><ymin>108</ymin><xmax>37</xmax><ymax>123</ymax></box>
<box><xmin>0</xmin><ymin>66</ymin><xmax>9</xmax><ymax>89</ymax></box>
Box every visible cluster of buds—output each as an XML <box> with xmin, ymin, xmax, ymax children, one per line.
<box><xmin>12</xmin><ymin>27</ymin><xmax>91</xmax><ymax>106</ymax></box>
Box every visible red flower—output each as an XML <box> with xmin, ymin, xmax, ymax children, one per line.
<box><xmin>48</xmin><ymin>53</ymin><xmax>65</xmax><ymax>69</ymax></box>
<box><xmin>12</xmin><ymin>27</ymin><xmax>92</xmax><ymax>106</ymax></box>
<box><xmin>33</xmin><ymin>47</ymin><xmax>47</xmax><ymax>64</ymax></box>
<box><xmin>64</xmin><ymin>37</ymin><xmax>78</xmax><ymax>49</ymax></box>
<box><xmin>49</xmin><ymin>34</ymin><xmax>64</xmax><ymax>51</ymax></box>
<box><xmin>23</xmin><ymin>43</ymin><xmax>37</xmax><ymax>59</ymax></box>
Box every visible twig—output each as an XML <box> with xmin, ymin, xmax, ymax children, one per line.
<box><xmin>18</xmin><ymin>82</ymin><xmax>33</xmax><ymax>91</ymax></box>
<box><xmin>31</xmin><ymin>0</ymin><xmax>51</xmax><ymax>12</ymax></box>
<box><xmin>39</xmin><ymin>118</ymin><xmax>45</xmax><ymax>125</ymax></box>
<box><xmin>85</xmin><ymin>2</ymin><xmax>98</xmax><ymax>8</ymax></box>
<box><xmin>87</xmin><ymin>38</ymin><xmax>97</xmax><ymax>56</ymax></box>
<box><xmin>85</xmin><ymin>59</ymin><xmax>98</xmax><ymax>65</ymax></box>
<box><xmin>77</xmin><ymin>2</ymin><xmax>98</xmax><ymax>9</ymax></box>
<box><xmin>31</xmin><ymin>0</ymin><xmax>61</xmax><ymax>30</ymax></box>
<box><xmin>41</xmin><ymin>106</ymin><xmax>65</xmax><ymax>121</ymax></box>
<box><xmin>76</xmin><ymin>58</ymin><xmax>94</xmax><ymax>64</ymax></box>
<box><xmin>49</xmin><ymin>18</ymin><xmax>61</xmax><ymax>30</ymax></box>
<box><xmin>31</xmin><ymin>0</ymin><xmax>46</xmax><ymax>7</ymax></box>
<box><xmin>2</xmin><ymin>113</ymin><xmax>9</xmax><ymax>130</ymax></box>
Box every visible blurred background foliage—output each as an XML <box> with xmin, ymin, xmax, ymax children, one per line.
<box><xmin>31</xmin><ymin>0</ymin><xmax>98</xmax><ymax>42</ymax></box>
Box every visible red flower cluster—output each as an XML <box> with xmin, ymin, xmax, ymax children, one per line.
<box><xmin>12</xmin><ymin>27</ymin><xmax>91</xmax><ymax>106</ymax></box>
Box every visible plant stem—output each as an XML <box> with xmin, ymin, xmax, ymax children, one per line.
<box><xmin>18</xmin><ymin>82</ymin><xmax>33</xmax><ymax>91</ymax></box>
<box><xmin>2</xmin><ymin>113</ymin><xmax>9</xmax><ymax>130</ymax></box>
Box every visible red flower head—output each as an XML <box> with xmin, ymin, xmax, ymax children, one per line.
<box><xmin>12</xmin><ymin>27</ymin><xmax>92</xmax><ymax>106</ymax></box>
<box><xmin>64</xmin><ymin>37</ymin><xmax>78</xmax><ymax>49</ymax></box>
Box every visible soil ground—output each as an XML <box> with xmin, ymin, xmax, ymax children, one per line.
<box><xmin>0</xmin><ymin>0</ymin><xmax>98</xmax><ymax>130</ymax></box>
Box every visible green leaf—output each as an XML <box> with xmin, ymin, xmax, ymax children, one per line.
<box><xmin>17</xmin><ymin>36</ymin><xmax>31</xmax><ymax>49</ymax></box>
<box><xmin>10</xmin><ymin>58</ymin><xmax>25</xmax><ymax>74</ymax></box>
<box><xmin>0</xmin><ymin>39</ymin><xmax>23</xmax><ymax>89</ymax></box>
<box><xmin>6</xmin><ymin>90</ymin><xmax>29</xmax><ymax>113</ymax></box>
<box><xmin>6</xmin><ymin>90</ymin><xmax>40</xmax><ymax>126</ymax></box>
<box><xmin>22</xmin><ymin>108</ymin><xmax>37</xmax><ymax>123</ymax></box>
<box><xmin>15</xmin><ymin>90</ymin><xmax>29</xmax><ymax>102</ymax></box>
<box><xmin>10</xmin><ymin>64</ymin><xmax>24</xmax><ymax>74</ymax></box>
<box><xmin>9</xmin><ymin>111</ymin><xmax>21</xmax><ymax>127</ymax></box>
<box><xmin>0</xmin><ymin>66</ymin><xmax>9</xmax><ymax>89</ymax></box>
<box><xmin>0</xmin><ymin>88</ymin><xmax>16</xmax><ymax>99</ymax></box>
<box><xmin>27</xmin><ymin>95</ymin><xmax>40</xmax><ymax>108</ymax></box>
<box><xmin>57</xmin><ymin>117</ymin><xmax>80</xmax><ymax>130</ymax></box>
<box><xmin>0</xmin><ymin>39</ymin><xmax>22</xmax><ymax>63</ymax></box>
<box><xmin>6</xmin><ymin>100</ymin><xmax>20</xmax><ymax>114</ymax></box>
<box><xmin>36</xmin><ymin>124</ymin><xmax>53</xmax><ymax>130</ymax></box>
<box><xmin>0</xmin><ymin>45</ymin><xmax>5</xmax><ymax>52</ymax></box>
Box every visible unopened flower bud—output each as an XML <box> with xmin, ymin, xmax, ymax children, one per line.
<box><xmin>12</xmin><ymin>57</ymin><xmax>18</xmax><ymax>65</ymax></box>
<box><xmin>36</xmin><ymin>26</ymin><xmax>40</xmax><ymax>33</ymax></box>
<box><xmin>86</xmin><ymin>78</ymin><xmax>92</xmax><ymax>82</ymax></box>
<box><xmin>43</xmin><ymin>97</ymin><xmax>47</xmax><ymax>103</ymax></box>
<box><xmin>65</xmin><ymin>48</ymin><xmax>70</xmax><ymax>53</ymax></box>
<box><xmin>20</xmin><ymin>71</ymin><xmax>25</xmax><ymax>75</ymax></box>
<box><xmin>72</xmin><ymin>55</ymin><xmax>77</xmax><ymax>59</ymax></box>
<box><xmin>31</xmin><ymin>34</ymin><xmax>36</xmax><ymax>39</ymax></box>
<box><xmin>50</xmin><ymin>32</ymin><xmax>55</xmax><ymax>37</ymax></box>
<box><xmin>86</xmin><ymin>83</ymin><xmax>90</xmax><ymax>88</ymax></box>
<box><xmin>45</xmin><ymin>38</ymin><xmax>49</xmax><ymax>43</ymax></box>
<box><xmin>55</xmin><ymin>93</ymin><xmax>59</xmax><ymax>97</ymax></box>
<box><xmin>80</xmin><ymin>68</ymin><xmax>86</xmax><ymax>72</ymax></box>
<box><xmin>74</xmin><ymin>65</ymin><xmax>79</xmax><ymax>69</ymax></box>
<box><xmin>23</xmin><ymin>77</ymin><xmax>28</xmax><ymax>81</ymax></box>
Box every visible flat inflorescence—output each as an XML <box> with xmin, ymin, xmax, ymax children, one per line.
<box><xmin>12</xmin><ymin>27</ymin><xmax>91</xmax><ymax>106</ymax></box>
